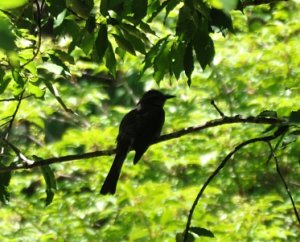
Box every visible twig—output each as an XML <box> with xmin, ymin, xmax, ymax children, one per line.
<box><xmin>0</xmin><ymin>92</ymin><xmax>24</xmax><ymax>159</ymax></box>
<box><xmin>0</xmin><ymin>94</ymin><xmax>33</xmax><ymax>102</ymax></box>
<box><xmin>20</xmin><ymin>0</ymin><xmax>42</xmax><ymax>68</ymax></box>
<box><xmin>210</xmin><ymin>100</ymin><xmax>225</xmax><ymax>117</ymax></box>
<box><xmin>2</xmin><ymin>139</ymin><xmax>35</xmax><ymax>165</ymax></box>
<box><xmin>267</xmin><ymin>142</ymin><xmax>300</xmax><ymax>224</ymax></box>
<box><xmin>0</xmin><ymin>115</ymin><xmax>285</xmax><ymax>173</ymax></box>
<box><xmin>182</xmin><ymin>127</ymin><xmax>288</xmax><ymax>242</ymax></box>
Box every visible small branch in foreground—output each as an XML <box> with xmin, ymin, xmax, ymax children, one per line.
<box><xmin>210</xmin><ymin>100</ymin><xmax>225</xmax><ymax>117</ymax></box>
<box><xmin>0</xmin><ymin>115</ymin><xmax>286</xmax><ymax>173</ymax></box>
<box><xmin>182</xmin><ymin>126</ymin><xmax>288</xmax><ymax>242</ymax></box>
<box><xmin>267</xmin><ymin>142</ymin><xmax>300</xmax><ymax>224</ymax></box>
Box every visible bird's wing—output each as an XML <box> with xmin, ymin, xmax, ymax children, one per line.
<box><xmin>117</xmin><ymin>109</ymin><xmax>139</xmax><ymax>143</ymax></box>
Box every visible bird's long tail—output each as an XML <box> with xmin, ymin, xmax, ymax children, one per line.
<box><xmin>100</xmin><ymin>141</ymin><xmax>130</xmax><ymax>195</ymax></box>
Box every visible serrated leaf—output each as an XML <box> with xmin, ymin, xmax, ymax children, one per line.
<box><xmin>289</xmin><ymin>110</ymin><xmax>300</xmax><ymax>124</ymax></box>
<box><xmin>193</xmin><ymin>31</ymin><xmax>215</xmax><ymax>70</ymax></box>
<box><xmin>40</xmin><ymin>164</ymin><xmax>57</xmax><ymax>206</ymax></box>
<box><xmin>95</xmin><ymin>24</ymin><xmax>108</xmax><ymax>61</ymax></box>
<box><xmin>105</xmin><ymin>42</ymin><xmax>116</xmax><ymax>77</ymax></box>
<box><xmin>189</xmin><ymin>227</ymin><xmax>215</xmax><ymax>238</ymax></box>
<box><xmin>132</xmin><ymin>0</ymin><xmax>147</xmax><ymax>21</ymax></box>
<box><xmin>170</xmin><ymin>39</ymin><xmax>185</xmax><ymax>79</ymax></box>
<box><xmin>143</xmin><ymin>36</ymin><xmax>169</xmax><ymax>73</ymax></box>
<box><xmin>184</xmin><ymin>42</ymin><xmax>194</xmax><ymax>86</ymax></box>
<box><xmin>153</xmin><ymin>39</ymin><xmax>172</xmax><ymax>83</ymax></box>
<box><xmin>122</xmin><ymin>29</ymin><xmax>146</xmax><ymax>54</ymax></box>
<box><xmin>113</xmin><ymin>34</ymin><xmax>136</xmax><ymax>55</ymax></box>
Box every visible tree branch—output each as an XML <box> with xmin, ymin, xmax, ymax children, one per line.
<box><xmin>182</xmin><ymin>125</ymin><xmax>289</xmax><ymax>242</ymax></box>
<box><xmin>267</xmin><ymin>142</ymin><xmax>300</xmax><ymax>224</ymax></box>
<box><xmin>0</xmin><ymin>115</ymin><xmax>286</xmax><ymax>173</ymax></box>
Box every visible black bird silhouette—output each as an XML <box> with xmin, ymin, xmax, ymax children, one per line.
<box><xmin>100</xmin><ymin>90</ymin><xmax>174</xmax><ymax>195</ymax></box>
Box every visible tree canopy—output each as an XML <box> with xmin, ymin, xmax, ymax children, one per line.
<box><xmin>0</xmin><ymin>0</ymin><xmax>300</xmax><ymax>241</ymax></box>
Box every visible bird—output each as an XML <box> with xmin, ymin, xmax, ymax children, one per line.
<box><xmin>100</xmin><ymin>90</ymin><xmax>175</xmax><ymax>195</ymax></box>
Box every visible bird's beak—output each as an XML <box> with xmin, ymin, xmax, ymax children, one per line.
<box><xmin>164</xmin><ymin>94</ymin><xmax>175</xmax><ymax>99</ymax></box>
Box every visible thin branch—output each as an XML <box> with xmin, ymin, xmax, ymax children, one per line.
<box><xmin>156</xmin><ymin>115</ymin><xmax>285</xmax><ymax>143</ymax></box>
<box><xmin>3</xmin><ymin>91</ymin><xmax>24</xmax><ymax>140</ymax></box>
<box><xmin>2</xmin><ymin>139</ymin><xmax>35</xmax><ymax>165</ymax></box>
<box><xmin>0</xmin><ymin>94</ymin><xmax>33</xmax><ymax>102</ymax></box>
<box><xmin>20</xmin><ymin>0</ymin><xmax>42</xmax><ymax>68</ymax></box>
<box><xmin>211</xmin><ymin>100</ymin><xmax>225</xmax><ymax>117</ymax></box>
<box><xmin>267</xmin><ymin>142</ymin><xmax>300</xmax><ymax>224</ymax></box>
<box><xmin>1</xmin><ymin>92</ymin><xmax>24</xmax><ymax>160</ymax></box>
<box><xmin>182</xmin><ymin>127</ymin><xmax>288</xmax><ymax>242</ymax></box>
<box><xmin>0</xmin><ymin>115</ymin><xmax>286</xmax><ymax>173</ymax></box>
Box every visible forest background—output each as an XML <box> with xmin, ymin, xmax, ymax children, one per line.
<box><xmin>0</xmin><ymin>0</ymin><xmax>300</xmax><ymax>241</ymax></box>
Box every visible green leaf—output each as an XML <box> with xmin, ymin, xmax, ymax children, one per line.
<box><xmin>289</xmin><ymin>110</ymin><xmax>300</xmax><ymax>124</ymax></box>
<box><xmin>0</xmin><ymin>16</ymin><xmax>16</xmax><ymax>51</ymax></box>
<box><xmin>100</xmin><ymin>0</ymin><xmax>108</xmax><ymax>16</ymax></box>
<box><xmin>170</xmin><ymin>39</ymin><xmax>185</xmax><ymax>79</ymax></box>
<box><xmin>40</xmin><ymin>164</ymin><xmax>57</xmax><ymax>206</ymax></box>
<box><xmin>189</xmin><ymin>227</ymin><xmax>215</xmax><ymax>238</ymax></box>
<box><xmin>165</xmin><ymin>0</ymin><xmax>180</xmax><ymax>19</ymax></box>
<box><xmin>193</xmin><ymin>31</ymin><xmax>215</xmax><ymax>70</ymax></box>
<box><xmin>113</xmin><ymin>34</ymin><xmax>136</xmax><ymax>56</ymax></box>
<box><xmin>0</xmin><ymin>0</ymin><xmax>27</xmax><ymax>9</ymax></box>
<box><xmin>210</xmin><ymin>8</ymin><xmax>234</xmax><ymax>34</ymax></box>
<box><xmin>220</xmin><ymin>0</ymin><xmax>238</xmax><ymax>12</ymax></box>
<box><xmin>139</xmin><ymin>21</ymin><xmax>156</xmax><ymax>35</ymax></box>
<box><xmin>53</xmin><ymin>9</ymin><xmax>67</xmax><ymax>28</ymax></box>
<box><xmin>28</xmin><ymin>82</ymin><xmax>45</xmax><ymax>98</ymax></box>
<box><xmin>184</xmin><ymin>42</ymin><xmax>194</xmax><ymax>86</ymax></box>
<box><xmin>153</xmin><ymin>40</ymin><xmax>172</xmax><ymax>83</ymax></box>
<box><xmin>85</xmin><ymin>15</ymin><xmax>96</xmax><ymax>34</ymax></box>
<box><xmin>105</xmin><ymin>42</ymin><xmax>117</xmax><ymax>77</ymax></box>
<box><xmin>258</xmin><ymin>110</ymin><xmax>278</xmax><ymax>118</ymax></box>
<box><xmin>143</xmin><ymin>36</ymin><xmax>169</xmax><ymax>73</ymax></box>
<box><xmin>94</xmin><ymin>24</ymin><xmax>108</xmax><ymax>61</ymax></box>
<box><xmin>12</xmin><ymin>69</ymin><xmax>24</xmax><ymax>86</ymax></box>
<box><xmin>148</xmin><ymin>0</ymin><xmax>169</xmax><ymax>22</ymax></box>
<box><xmin>122</xmin><ymin>29</ymin><xmax>146</xmax><ymax>54</ymax></box>
<box><xmin>132</xmin><ymin>0</ymin><xmax>147</xmax><ymax>21</ymax></box>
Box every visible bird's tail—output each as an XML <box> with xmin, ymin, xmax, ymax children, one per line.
<box><xmin>100</xmin><ymin>142</ymin><xmax>130</xmax><ymax>195</ymax></box>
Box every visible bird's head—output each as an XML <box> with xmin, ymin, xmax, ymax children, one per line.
<box><xmin>138</xmin><ymin>90</ymin><xmax>175</xmax><ymax>108</ymax></box>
